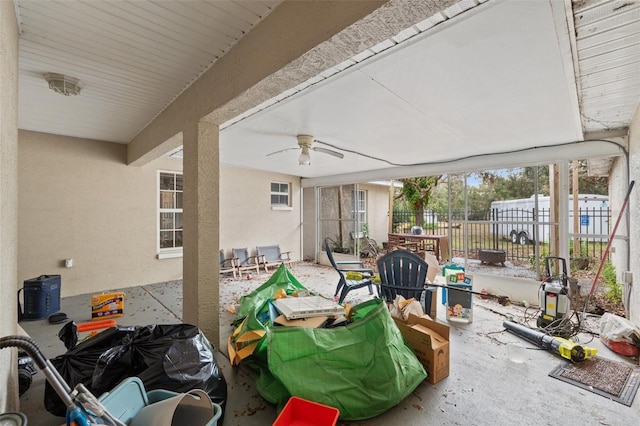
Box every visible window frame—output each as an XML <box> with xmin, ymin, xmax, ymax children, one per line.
<box><xmin>270</xmin><ymin>181</ymin><xmax>292</xmax><ymax>210</ymax></box>
<box><xmin>158</xmin><ymin>170</ymin><xmax>184</xmax><ymax>258</ymax></box>
<box><xmin>353</xmin><ymin>189</ymin><xmax>367</xmax><ymax>235</ymax></box>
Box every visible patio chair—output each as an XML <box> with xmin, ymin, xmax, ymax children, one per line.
<box><xmin>256</xmin><ymin>245</ymin><xmax>293</xmax><ymax>273</ymax></box>
<box><xmin>324</xmin><ymin>238</ymin><xmax>375</xmax><ymax>303</ymax></box>
<box><xmin>376</xmin><ymin>249</ymin><xmax>429</xmax><ymax>311</ymax></box>
<box><xmin>219</xmin><ymin>249</ymin><xmax>237</xmax><ymax>279</ymax></box>
<box><xmin>232</xmin><ymin>247</ymin><xmax>261</xmax><ymax>278</ymax></box>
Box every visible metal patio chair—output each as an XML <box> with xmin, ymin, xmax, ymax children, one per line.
<box><xmin>232</xmin><ymin>247</ymin><xmax>261</xmax><ymax>278</ymax></box>
<box><xmin>219</xmin><ymin>249</ymin><xmax>237</xmax><ymax>279</ymax></box>
<box><xmin>256</xmin><ymin>245</ymin><xmax>293</xmax><ymax>273</ymax></box>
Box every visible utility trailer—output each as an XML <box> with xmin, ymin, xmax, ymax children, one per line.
<box><xmin>490</xmin><ymin>194</ymin><xmax>609</xmax><ymax>245</ymax></box>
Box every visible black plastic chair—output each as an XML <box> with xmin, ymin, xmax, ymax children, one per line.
<box><xmin>324</xmin><ymin>238</ymin><xmax>374</xmax><ymax>303</ymax></box>
<box><xmin>376</xmin><ymin>249</ymin><xmax>429</xmax><ymax>310</ymax></box>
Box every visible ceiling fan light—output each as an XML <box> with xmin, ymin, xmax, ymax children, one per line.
<box><xmin>298</xmin><ymin>150</ymin><xmax>311</xmax><ymax>165</ymax></box>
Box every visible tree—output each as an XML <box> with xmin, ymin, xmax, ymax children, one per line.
<box><xmin>397</xmin><ymin>176</ymin><xmax>441</xmax><ymax>226</ymax></box>
<box><xmin>572</xmin><ymin>160</ymin><xmax>608</xmax><ymax>194</ymax></box>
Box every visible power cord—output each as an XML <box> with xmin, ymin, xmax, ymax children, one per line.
<box><xmin>519</xmin><ymin>282</ymin><xmax>596</xmax><ymax>341</ymax></box>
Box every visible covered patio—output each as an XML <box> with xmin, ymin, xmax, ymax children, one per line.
<box><xmin>18</xmin><ymin>262</ymin><xmax>639</xmax><ymax>425</ymax></box>
<box><xmin>2</xmin><ymin>0</ymin><xmax>640</xmax><ymax>421</ymax></box>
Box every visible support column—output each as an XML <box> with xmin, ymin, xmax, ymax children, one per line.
<box><xmin>1</xmin><ymin>0</ymin><xmax>20</xmax><ymax>411</ymax></box>
<box><xmin>558</xmin><ymin>161</ymin><xmax>570</xmax><ymax>263</ymax></box>
<box><xmin>182</xmin><ymin>120</ymin><xmax>220</xmax><ymax>348</ymax></box>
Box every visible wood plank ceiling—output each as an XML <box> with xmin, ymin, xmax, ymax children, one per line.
<box><xmin>17</xmin><ymin>0</ymin><xmax>281</xmax><ymax>143</ymax></box>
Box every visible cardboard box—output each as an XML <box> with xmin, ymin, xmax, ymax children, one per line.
<box><xmin>393</xmin><ymin>313</ymin><xmax>450</xmax><ymax>384</ymax></box>
<box><xmin>91</xmin><ymin>292</ymin><xmax>124</xmax><ymax>320</ymax></box>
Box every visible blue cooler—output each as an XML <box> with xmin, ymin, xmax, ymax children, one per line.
<box><xmin>18</xmin><ymin>275</ymin><xmax>61</xmax><ymax>321</ymax></box>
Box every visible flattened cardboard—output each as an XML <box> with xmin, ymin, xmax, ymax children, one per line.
<box><xmin>424</xmin><ymin>287</ymin><xmax>438</xmax><ymax>318</ymax></box>
<box><xmin>273</xmin><ymin>315</ymin><xmax>328</xmax><ymax>328</ymax></box>
<box><xmin>394</xmin><ymin>313</ymin><xmax>450</xmax><ymax>384</ymax></box>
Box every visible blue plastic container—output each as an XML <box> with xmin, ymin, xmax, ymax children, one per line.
<box><xmin>18</xmin><ymin>275</ymin><xmax>61</xmax><ymax>320</ymax></box>
<box><xmin>98</xmin><ymin>377</ymin><xmax>222</xmax><ymax>425</ymax></box>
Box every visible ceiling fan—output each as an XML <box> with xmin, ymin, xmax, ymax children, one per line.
<box><xmin>266</xmin><ymin>134</ymin><xmax>344</xmax><ymax>165</ymax></box>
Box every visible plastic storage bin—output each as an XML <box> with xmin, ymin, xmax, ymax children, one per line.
<box><xmin>0</xmin><ymin>412</ymin><xmax>28</xmax><ymax>425</ymax></box>
<box><xmin>273</xmin><ymin>396</ymin><xmax>339</xmax><ymax>426</ymax></box>
<box><xmin>98</xmin><ymin>377</ymin><xmax>221</xmax><ymax>425</ymax></box>
<box><xmin>18</xmin><ymin>275</ymin><xmax>61</xmax><ymax>320</ymax></box>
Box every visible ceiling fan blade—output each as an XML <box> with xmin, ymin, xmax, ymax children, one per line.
<box><xmin>313</xmin><ymin>147</ymin><xmax>344</xmax><ymax>159</ymax></box>
<box><xmin>266</xmin><ymin>147</ymin><xmax>299</xmax><ymax>157</ymax></box>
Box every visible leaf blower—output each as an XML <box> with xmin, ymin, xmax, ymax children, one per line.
<box><xmin>504</xmin><ymin>320</ymin><xmax>596</xmax><ymax>362</ymax></box>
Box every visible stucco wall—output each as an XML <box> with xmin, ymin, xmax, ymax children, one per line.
<box><xmin>628</xmin><ymin>103</ymin><xmax>640</xmax><ymax>324</ymax></box>
<box><xmin>18</xmin><ymin>131</ymin><xmax>307</xmax><ymax>299</ymax></box>
<box><xmin>0</xmin><ymin>0</ymin><xmax>20</xmax><ymax>411</ymax></box>
<box><xmin>219</xmin><ymin>165</ymin><xmax>301</xmax><ymax>261</ymax></box>
<box><xmin>18</xmin><ymin>131</ymin><xmax>184</xmax><ymax>297</ymax></box>
<box><xmin>359</xmin><ymin>183</ymin><xmax>391</xmax><ymax>247</ymax></box>
<box><xmin>608</xmin><ymin>155</ymin><xmax>630</xmax><ymax>308</ymax></box>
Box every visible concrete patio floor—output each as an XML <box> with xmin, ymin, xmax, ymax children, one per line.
<box><xmin>17</xmin><ymin>262</ymin><xmax>639</xmax><ymax>425</ymax></box>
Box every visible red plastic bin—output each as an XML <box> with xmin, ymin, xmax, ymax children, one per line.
<box><xmin>273</xmin><ymin>396</ymin><xmax>340</xmax><ymax>426</ymax></box>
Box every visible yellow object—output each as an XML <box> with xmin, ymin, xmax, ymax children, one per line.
<box><xmin>91</xmin><ymin>292</ymin><xmax>124</xmax><ymax>320</ymax></box>
<box><xmin>345</xmin><ymin>271</ymin><xmax>363</xmax><ymax>280</ymax></box>
<box><xmin>228</xmin><ymin>316</ymin><xmax>267</xmax><ymax>365</ymax></box>
<box><xmin>555</xmin><ymin>337</ymin><xmax>597</xmax><ymax>362</ymax></box>
<box><xmin>274</xmin><ymin>289</ymin><xmax>287</xmax><ymax>299</ymax></box>
<box><xmin>344</xmin><ymin>303</ymin><xmax>354</xmax><ymax>321</ymax></box>
<box><xmin>373</xmin><ymin>274</ymin><xmax>381</xmax><ymax>283</ymax></box>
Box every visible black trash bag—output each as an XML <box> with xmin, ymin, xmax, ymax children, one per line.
<box><xmin>44</xmin><ymin>325</ymin><xmax>138</xmax><ymax>417</ymax></box>
<box><xmin>57</xmin><ymin>321</ymin><xmax>78</xmax><ymax>350</ymax></box>
<box><xmin>44</xmin><ymin>324</ymin><xmax>227</xmax><ymax>421</ymax></box>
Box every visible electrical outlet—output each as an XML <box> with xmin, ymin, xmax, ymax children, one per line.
<box><xmin>65</xmin><ymin>258</ymin><xmax>73</xmax><ymax>268</ymax></box>
<box><xmin>623</xmin><ymin>271</ymin><xmax>633</xmax><ymax>284</ymax></box>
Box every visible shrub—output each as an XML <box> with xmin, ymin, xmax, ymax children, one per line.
<box><xmin>601</xmin><ymin>260</ymin><xmax>622</xmax><ymax>305</ymax></box>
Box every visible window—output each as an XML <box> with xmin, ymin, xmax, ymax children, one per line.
<box><xmin>159</xmin><ymin>171</ymin><xmax>183</xmax><ymax>252</ymax></box>
<box><xmin>353</xmin><ymin>189</ymin><xmax>367</xmax><ymax>232</ymax></box>
<box><xmin>271</xmin><ymin>182</ymin><xmax>290</xmax><ymax>207</ymax></box>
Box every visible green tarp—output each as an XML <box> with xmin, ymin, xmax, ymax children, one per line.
<box><xmin>229</xmin><ymin>264</ymin><xmax>427</xmax><ymax>420</ymax></box>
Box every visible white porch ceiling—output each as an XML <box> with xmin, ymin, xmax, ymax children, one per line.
<box><xmin>17</xmin><ymin>0</ymin><xmax>281</xmax><ymax>143</ymax></box>
<box><xmin>15</xmin><ymin>0</ymin><xmax>640</xmax><ymax>181</ymax></box>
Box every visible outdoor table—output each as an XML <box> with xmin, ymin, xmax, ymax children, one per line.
<box><xmin>388</xmin><ymin>233</ymin><xmax>450</xmax><ymax>262</ymax></box>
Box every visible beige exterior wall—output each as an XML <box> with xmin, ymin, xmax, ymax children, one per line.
<box><xmin>628</xmin><ymin>102</ymin><xmax>640</xmax><ymax>324</ymax></box>
<box><xmin>18</xmin><ymin>131</ymin><xmax>184</xmax><ymax>297</ymax></box>
<box><xmin>220</xmin><ymin>165</ymin><xmax>301</xmax><ymax>260</ymax></box>
<box><xmin>17</xmin><ymin>131</ymin><xmax>306</xmax><ymax>299</ymax></box>
<box><xmin>0</xmin><ymin>0</ymin><xmax>20</xmax><ymax>411</ymax></box>
<box><xmin>314</xmin><ymin>182</ymin><xmax>390</xmax><ymax>266</ymax></box>
<box><xmin>359</xmin><ymin>183</ymin><xmax>391</xmax><ymax>247</ymax></box>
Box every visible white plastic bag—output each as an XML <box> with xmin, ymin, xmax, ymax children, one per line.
<box><xmin>600</xmin><ymin>313</ymin><xmax>640</xmax><ymax>342</ymax></box>
<box><xmin>388</xmin><ymin>295</ymin><xmax>425</xmax><ymax>320</ymax></box>
<box><xmin>599</xmin><ymin>313</ymin><xmax>640</xmax><ymax>357</ymax></box>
